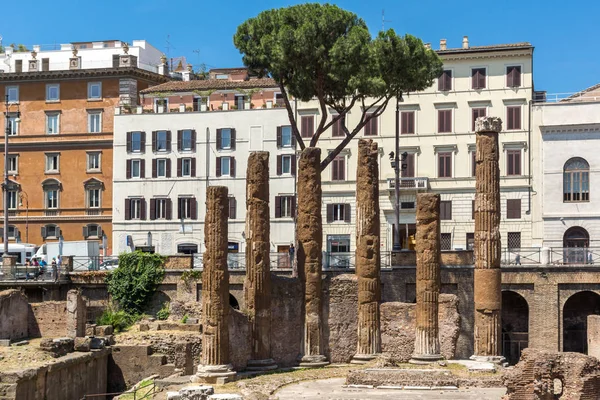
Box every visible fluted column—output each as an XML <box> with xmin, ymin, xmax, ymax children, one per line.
<box><xmin>297</xmin><ymin>147</ymin><xmax>329</xmax><ymax>367</ymax></box>
<box><xmin>410</xmin><ymin>193</ymin><xmax>443</xmax><ymax>363</ymax></box>
<box><xmin>244</xmin><ymin>152</ymin><xmax>277</xmax><ymax>371</ymax></box>
<box><xmin>195</xmin><ymin>186</ymin><xmax>236</xmax><ymax>383</ymax></box>
<box><xmin>352</xmin><ymin>139</ymin><xmax>381</xmax><ymax>364</ymax></box>
<box><xmin>472</xmin><ymin>116</ymin><xmax>505</xmax><ymax>363</ymax></box>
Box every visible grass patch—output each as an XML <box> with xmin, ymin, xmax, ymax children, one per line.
<box><xmin>119</xmin><ymin>378</ymin><xmax>155</xmax><ymax>400</ymax></box>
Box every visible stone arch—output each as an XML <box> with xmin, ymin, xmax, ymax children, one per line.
<box><xmin>563</xmin><ymin>291</ymin><xmax>600</xmax><ymax>353</ymax></box>
<box><xmin>229</xmin><ymin>293</ymin><xmax>240</xmax><ymax>310</ymax></box>
<box><xmin>502</xmin><ymin>290</ymin><xmax>529</xmax><ymax>365</ymax></box>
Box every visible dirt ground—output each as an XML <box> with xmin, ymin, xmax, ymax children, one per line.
<box><xmin>0</xmin><ymin>338</ymin><xmax>55</xmax><ymax>371</ymax></box>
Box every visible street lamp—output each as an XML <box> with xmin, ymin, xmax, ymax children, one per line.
<box><xmin>18</xmin><ymin>191</ymin><xmax>29</xmax><ymax>243</ymax></box>
<box><xmin>4</xmin><ymin>95</ymin><xmax>20</xmax><ymax>256</ymax></box>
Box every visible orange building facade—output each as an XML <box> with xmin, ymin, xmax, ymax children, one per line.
<box><xmin>0</xmin><ymin>67</ymin><xmax>167</xmax><ymax>253</ymax></box>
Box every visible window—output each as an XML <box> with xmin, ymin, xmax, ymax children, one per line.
<box><xmin>277</xmin><ymin>154</ymin><xmax>296</xmax><ymax>176</ymax></box>
<box><xmin>216</xmin><ymin>156</ymin><xmax>235</xmax><ymax>177</ymax></box>
<box><xmin>154</xmin><ymin>130</ymin><xmax>170</xmax><ymax>152</ymax></box>
<box><xmin>274</xmin><ymin>195</ymin><xmax>295</xmax><ymax>218</ymax></box>
<box><xmin>331</xmin><ymin>156</ymin><xmax>345</xmax><ymax>181</ymax></box>
<box><xmin>401</xmin><ymin>111</ymin><xmax>415</xmax><ymax>134</ymax></box>
<box><xmin>88</xmin><ymin>82</ymin><xmax>102</xmax><ymax>100</ymax></box>
<box><xmin>126</xmin><ymin>198</ymin><xmax>145</xmax><ymax>220</ymax></box>
<box><xmin>87</xmin><ymin>188</ymin><xmax>101</xmax><ymax>208</ymax></box>
<box><xmin>7</xmin><ymin>155</ymin><xmax>18</xmax><ymax>174</ymax></box>
<box><xmin>219</xmin><ymin>128</ymin><xmax>232</xmax><ymax>149</ymax></box>
<box><xmin>471</xmin><ymin>68</ymin><xmax>486</xmax><ymax>90</ymax></box>
<box><xmin>228</xmin><ymin>197</ymin><xmax>237</xmax><ymax>219</ymax></box>
<box><xmin>41</xmin><ymin>224</ymin><xmax>60</xmax><ymax>239</ymax></box>
<box><xmin>466</xmin><ymin>233</ymin><xmax>475</xmax><ymax>251</ymax></box>
<box><xmin>507</xmin><ymin>106</ymin><xmax>521</xmax><ymax>130</ymax></box>
<box><xmin>278</xmin><ymin>125</ymin><xmax>294</xmax><ymax>147</ymax></box>
<box><xmin>401</xmin><ymin>153</ymin><xmax>415</xmax><ymax>178</ymax></box>
<box><xmin>15</xmin><ymin>60</ymin><xmax>22</xmax><ymax>73</ymax></box>
<box><xmin>507</xmin><ymin>150</ymin><xmax>521</xmax><ymax>176</ymax></box>
<box><xmin>332</xmin><ymin>116</ymin><xmax>345</xmax><ymax>137</ymax></box>
<box><xmin>83</xmin><ymin>224</ymin><xmax>102</xmax><ymax>239</ymax></box>
<box><xmin>6</xmin><ymin>114</ymin><xmax>19</xmax><ymax>136</ymax></box>
<box><xmin>364</xmin><ymin>113</ymin><xmax>378</xmax><ymax>136</ymax></box>
<box><xmin>438</xmin><ymin>152</ymin><xmax>452</xmax><ymax>178</ymax></box>
<box><xmin>301</xmin><ymin>115</ymin><xmax>314</xmax><ymax>138</ymax></box>
<box><xmin>438</xmin><ymin>70</ymin><xmax>452</xmax><ymax>91</ymax></box>
<box><xmin>7</xmin><ymin>226</ymin><xmax>19</xmax><ymax>240</ymax></box>
<box><xmin>128</xmin><ymin>131</ymin><xmax>145</xmax><ymax>153</ymax></box>
<box><xmin>275</xmin><ymin>92</ymin><xmax>284</xmax><ymax>106</ymax></box>
<box><xmin>7</xmin><ymin>190</ymin><xmax>17</xmax><ymax>210</ymax></box>
<box><xmin>181</xmin><ymin>158</ymin><xmax>192</xmax><ymax>177</ymax></box>
<box><xmin>45</xmin><ymin>153</ymin><xmax>60</xmax><ymax>173</ymax></box>
<box><xmin>46</xmin><ymin>112</ymin><xmax>60</xmax><ymax>134</ymax></box>
<box><xmin>400</xmin><ymin>202</ymin><xmax>415</xmax><ymax>209</ymax></box>
<box><xmin>471</xmin><ymin>150</ymin><xmax>476</xmax><ymax>177</ymax></box>
<box><xmin>6</xmin><ymin>86</ymin><xmax>18</xmax><ymax>103</ymax></box>
<box><xmin>46</xmin><ymin>84</ymin><xmax>60</xmax><ymax>102</ymax></box>
<box><xmin>438</xmin><ymin>109</ymin><xmax>452</xmax><ymax>133</ymax></box>
<box><xmin>327</xmin><ymin>204</ymin><xmax>351</xmax><ymax>223</ymax></box>
<box><xmin>179</xmin><ymin>129</ymin><xmax>194</xmax><ymax>151</ymax></box>
<box><xmin>440</xmin><ymin>233</ymin><xmax>452</xmax><ymax>250</ymax></box>
<box><xmin>150</xmin><ymin>198</ymin><xmax>171</xmax><ymax>220</ymax></box>
<box><xmin>440</xmin><ymin>201</ymin><xmax>452</xmax><ymax>220</ymax></box>
<box><xmin>507</xmin><ymin>232</ymin><xmax>521</xmax><ymax>249</ymax></box>
<box><xmin>506</xmin><ymin>66</ymin><xmax>522</xmax><ymax>88</ymax></box>
<box><xmin>87</xmin><ymin>152</ymin><xmax>101</xmax><ymax>172</ymax></box>
<box><xmin>127</xmin><ymin>159</ymin><xmax>145</xmax><ymax>179</ymax></box>
<box><xmin>506</xmin><ymin>199</ymin><xmax>521</xmax><ymax>219</ymax></box>
<box><xmin>564</xmin><ymin>157</ymin><xmax>590</xmax><ymax>202</ymax></box>
<box><xmin>42</xmin><ymin>58</ymin><xmax>49</xmax><ymax>71</ymax></box>
<box><xmin>178</xmin><ymin>197</ymin><xmax>197</xmax><ymax>220</ymax></box>
<box><xmin>154</xmin><ymin>159</ymin><xmax>169</xmax><ymax>178</ymax></box>
<box><xmin>88</xmin><ymin>111</ymin><xmax>102</xmax><ymax>133</ymax></box>
<box><xmin>46</xmin><ymin>189</ymin><xmax>59</xmax><ymax>209</ymax></box>
<box><xmin>472</xmin><ymin>108</ymin><xmax>486</xmax><ymax>132</ymax></box>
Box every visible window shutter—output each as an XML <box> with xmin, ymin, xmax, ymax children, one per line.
<box><xmin>365</xmin><ymin>117</ymin><xmax>371</xmax><ymax>136</ymax></box>
<box><xmin>275</xmin><ymin>196</ymin><xmax>281</xmax><ymax>218</ymax></box>
<box><xmin>291</xmin><ymin>155</ymin><xmax>297</xmax><ymax>176</ymax></box>
<box><xmin>438</xmin><ymin>110</ymin><xmax>444</xmax><ymax>132</ymax></box>
<box><xmin>82</xmin><ymin>226</ymin><xmax>89</xmax><ymax>238</ymax></box>
<box><xmin>276</xmin><ymin>126</ymin><xmax>282</xmax><ymax>147</ymax></box>
<box><xmin>340</xmin><ymin>158</ymin><xmax>345</xmax><ymax>180</ymax></box>
<box><xmin>97</xmin><ymin>226</ymin><xmax>103</xmax><ymax>238</ymax></box>
<box><xmin>446</xmin><ymin>153</ymin><xmax>452</xmax><ymax>178</ymax></box>
<box><xmin>166</xmin><ymin>131</ymin><xmax>172</xmax><ymax>151</ymax></box>
<box><xmin>126</xmin><ymin>160</ymin><xmax>131</xmax><ymax>179</ymax></box>
<box><xmin>291</xmin><ymin>196</ymin><xmax>296</xmax><ymax>218</ymax></box>
<box><xmin>514</xmin><ymin>67</ymin><xmax>521</xmax><ymax>87</ymax></box>
<box><xmin>152</xmin><ymin>159</ymin><xmax>157</xmax><ymax>178</ymax></box>
<box><xmin>177</xmin><ymin>198</ymin><xmax>182</xmax><ymax>219</ymax></box>
<box><xmin>308</xmin><ymin>116</ymin><xmax>314</xmax><ymax>137</ymax></box>
<box><xmin>446</xmin><ymin>110</ymin><xmax>451</xmax><ymax>132</ymax></box>
<box><xmin>166</xmin><ymin>159</ymin><xmax>171</xmax><ymax>178</ymax></box>
<box><xmin>472</xmin><ymin>200</ymin><xmax>475</xmax><ymax>219</ymax></box>
<box><xmin>191</xmin><ymin>158</ymin><xmax>196</xmax><ymax>177</ymax></box>
<box><xmin>191</xmin><ymin>130</ymin><xmax>197</xmax><ymax>151</ymax></box>
<box><xmin>126</xmin><ymin>132</ymin><xmax>132</xmax><ymax>152</ymax></box>
<box><xmin>332</xmin><ymin>159</ymin><xmax>338</xmax><ymax>180</ymax></box>
<box><xmin>191</xmin><ymin>198</ymin><xmax>198</xmax><ymax>220</ymax></box>
<box><xmin>409</xmin><ymin>112</ymin><xmax>415</xmax><ymax>134</ymax></box>
<box><xmin>291</xmin><ymin>129</ymin><xmax>297</xmax><ymax>148</ymax></box>
<box><xmin>401</xmin><ymin>112</ymin><xmax>407</xmax><ymax>134</ymax></box>
<box><xmin>326</xmin><ymin>204</ymin><xmax>334</xmax><ymax>223</ymax></box>
<box><xmin>230</xmin><ymin>157</ymin><xmax>235</xmax><ymax>177</ymax></box>
<box><xmin>42</xmin><ymin>58</ymin><xmax>50</xmax><ymax>71</ymax></box>
<box><xmin>277</xmin><ymin>155</ymin><xmax>282</xmax><ymax>175</ymax></box>
<box><xmin>438</xmin><ymin>72</ymin><xmax>445</xmax><ymax>91</ymax></box>
<box><xmin>150</xmin><ymin>199</ymin><xmax>156</xmax><ymax>220</ymax></box>
<box><xmin>344</xmin><ymin>204</ymin><xmax>351</xmax><ymax>223</ymax></box>
<box><xmin>41</xmin><ymin>226</ymin><xmax>47</xmax><ymax>239</ymax></box>
<box><xmin>140</xmin><ymin>199</ymin><xmax>147</xmax><ymax>220</ymax></box>
<box><xmin>372</xmin><ymin>116</ymin><xmax>378</xmax><ymax>135</ymax></box>
<box><xmin>166</xmin><ymin>199</ymin><xmax>172</xmax><ymax>220</ymax></box>
<box><xmin>438</xmin><ymin>154</ymin><xmax>444</xmax><ymax>177</ymax></box>
<box><xmin>229</xmin><ymin>197</ymin><xmax>236</xmax><ymax>219</ymax></box>
<box><xmin>177</xmin><ymin>158</ymin><xmax>182</xmax><ymax>177</ymax></box>
<box><xmin>515</xmin><ymin>107</ymin><xmax>521</xmax><ymax>130</ymax></box>
<box><xmin>140</xmin><ymin>160</ymin><xmax>146</xmax><ymax>178</ymax></box>
<box><xmin>507</xmin><ymin>67</ymin><xmax>513</xmax><ymax>87</ymax></box>
<box><xmin>471</xmin><ymin>70</ymin><xmax>477</xmax><ymax>89</ymax></box>
<box><xmin>472</xmin><ymin>151</ymin><xmax>476</xmax><ymax>176</ymax></box>
<box><xmin>216</xmin><ymin>129</ymin><xmax>222</xmax><ymax>150</ymax></box>
<box><xmin>216</xmin><ymin>157</ymin><xmax>221</xmax><ymax>177</ymax></box>
<box><xmin>231</xmin><ymin>129</ymin><xmax>236</xmax><ymax>150</ymax></box>
<box><xmin>515</xmin><ymin>151</ymin><xmax>521</xmax><ymax>175</ymax></box>
<box><xmin>125</xmin><ymin>199</ymin><xmax>131</xmax><ymax>220</ymax></box>
<box><xmin>152</xmin><ymin>131</ymin><xmax>157</xmax><ymax>152</ymax></box>
<box><xmin>332</xmin><ymin>118</ymin><xmax>339</xmax><ymax>137</ymax></box>
<box><xmin>177</xmin><ymin>130</ymin><xmax>182</xmax><ymax>151</ymax></box>
<box><xmin>402</xmin><ymin>153</ymin><xmax>415</xmax><ymax>178</ymax></box>
<box><xmin>140</xmin><ymin>132</ymin><xmax>146</xmax><ymax>153</ymax></box>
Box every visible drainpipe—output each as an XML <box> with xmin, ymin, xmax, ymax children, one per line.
<box><xmin>526</xmin><ymin>46</ymin><xmax>535</xmax><ymax>216</ymax></box>
<box><xmin>293</xmin><ymin>97</ymin><xmax>298</xmax><ymax>278</ymax></box>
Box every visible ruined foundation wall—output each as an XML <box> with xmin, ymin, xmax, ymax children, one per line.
<box><xmin>0</xmin><ymin>290</ymin><xmax>28</xmax><ymax>341</ymax></box>
<box><xmin>28</xmin><ymin>301</ymin><xmax>68</xmax><ymax>338</ymax></box>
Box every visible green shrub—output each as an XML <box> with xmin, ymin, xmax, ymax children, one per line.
<box><xmin>156</xmin><ymin>302</ymin><xmax>170</xmax><ymax>320</ymax></box>
<box><xmin>181</xmin><ymin>314</ymin><xmax>189</xmax><ymax>324</ymax></box>
<box><xmin>97</xmin><ymin>307</ymin><xmax>139</xmax><ymax>333</ymax></box>
<box><xmin>106</xmin><ymin>251</ymin><xmax>165</xmax><ymax>315</ymax></box>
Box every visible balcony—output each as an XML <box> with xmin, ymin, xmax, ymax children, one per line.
<box><xmin>44</xmin><ymin>210</ymin><xmax>60</xmax><ymax>217</ymax></box>
<box><xmin>387</xmin><ymin>177</ymin><xmax>429</xmax><ymax>191</ymax></box>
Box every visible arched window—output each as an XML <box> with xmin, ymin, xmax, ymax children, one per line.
<box><xmin>564</xmin><ymin>158</ymin><xmax>590</xmax><ymax>202</ymax></box>
<box><xmin>41</xmin><ymin>224</ymin><xmax>61</xmax><ymax>240</ymax></box>
<box><xmin>83</xmin><ymin>224</ymin><xmax>102</xmax><ymax>239</ymax></box>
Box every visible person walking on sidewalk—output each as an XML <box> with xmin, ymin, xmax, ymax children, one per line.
<box><xmin>51</xmin><ymin>257</ymin><xmax>58</xmax><ymax>282</ymax></box>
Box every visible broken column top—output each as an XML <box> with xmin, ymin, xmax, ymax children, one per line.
<box><xmin>475</xmin><ymin>116</ymin><xmax>503</xmax><ymax>133</ymax></box>
<box><xmin>358</xmin><ymin>138</ymin><xmax>378</xmax><ymax>154</ymax></box>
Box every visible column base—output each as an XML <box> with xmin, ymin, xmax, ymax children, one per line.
<box><xmin>469</xmin><ymin>355</ymin><xmax>506</xmax><ymax>365</ymax></box>
<box><xmin>298</xmin><ymin>354</ymin><xmax>329</xmax><ymax>368</ymax></box>
<box><xmin>192</xmin><ymin>364</ymin><xmax>236</xmax><ymax>384</ymax></box>
<box><xmin>246</xmin><ymin>358</ymin><xmax>278</xmax><ymax>372</ymax></box>
<box><xmin>350</xmin><ymin>353</ymin><xmax>379</xmax><ymax>364</ymax></box>
<box><xmin>409</xmin><ymin>353</ymin><xmax>444</xmax><ymax>365</ymax></box>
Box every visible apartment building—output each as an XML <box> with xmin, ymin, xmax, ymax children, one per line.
<box><xmin>0</xmin><ymin>40</ymin><xmax>167</xmax><ymax>253</ymax></box>
<box><xmin>112</xmin><ymin>71</ymin><xmax>296</xmax><ymax>262</ymax></box>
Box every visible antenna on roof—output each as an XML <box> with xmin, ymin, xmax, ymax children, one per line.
<box><xmin>382</xmin><ymin>10</ymin><xmax>392</xmax><ymax>31</ymax></box>
<box><xmin>165</xmin><ymin>34</ymin><xmax>176</xmax><ymax>70</ymax></box>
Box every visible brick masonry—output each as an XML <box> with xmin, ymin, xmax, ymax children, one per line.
<box><xmin>0</xmin><ymin>290</ymin><xmax>28</xmax><ymax>341</ymax></box>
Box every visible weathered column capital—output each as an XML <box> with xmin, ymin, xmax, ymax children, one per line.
<box><xmin>475</xmin><ymin>116</ymin><xmax>503</xmax><ymax>134</ymax></box>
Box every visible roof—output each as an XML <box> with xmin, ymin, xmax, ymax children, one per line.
<box><xmin>0</xmin><ymin>67</ymin><xmax>169</xmax><ymax>84</ymax></box>
<box><xmin>561</xmin><ymin>83</ymin><xmax>600</xmax><ymax>102</ymax></box>
<box><xmin>437</xmin><ymin>42</ymin><xmax>533</xmax><ymax>55</ymax></box>
<box><xmin>209</xmin><ymin>67</ymin><xmax>248</xmax><ymax>74</ymax></box>
<box><xmin>141</xmin><ymin>78</ymin><xmax>278</xmax><ymax>94</ymax></box>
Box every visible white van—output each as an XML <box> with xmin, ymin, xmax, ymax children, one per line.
<box><xmin>0</xmin><ymin>243</ymin><xmax>38</xmax><ymax>265</ymax></box>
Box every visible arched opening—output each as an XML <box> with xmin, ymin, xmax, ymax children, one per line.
<box><xmin>563</xmin><ymin>157</ymin><xmax>589</xmax><ymax>202</ymax></box>
<box><xmin>502</xmin><ymin>291</ymin><xmax>529</xmax><ymax>365</ymax></box>
<box><xmin>229</xmin><ymin>293</ymin><xmax>240</xmax><ymax>310</ymax></box>
<box><xmin>563</xmin><ymin>227</ymin><xmax>590</xmax><ymax>264</ymax></box>
<box><xmin>563</xmin><ymin>291</ymin><xmax>600</xmax><ymax>353</ymax></box>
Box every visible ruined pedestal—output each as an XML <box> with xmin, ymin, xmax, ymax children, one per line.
<box><xmin>471</xmin><ymin>117</ymin><xmax>505</xmax><ymax>364</ymax></box>
<box><xmin>194</xmin><ymin>186</ymin><xmax>236</xmax><ymax>383</ymax></box>
<box><xmin>588</xmin><ymin>315</ymin><xmax>600</xmax><ymax>360</ymax></box>
<box><xmin>352</xmin><ymin>140</ymin><xmax>381</xmax><ymax>364</ymax></box>
<box><xmin>297</xmin><ymin>148</ymin><xmax>328</xmax><ymax>368</ymax></box>
<box><xmin>410</xmin><ymin>193</ymin><xmax>443</xmax><ymax>364</ymax></box>
<box><xmin>243</xmin><ymin>152</ymin><xmax>277</xmax><ymax>372</ymax></box>
<box><xmin>66</xmin><ymin>290</ymin><xmax>87</xmax><ymax>338</ymax></box>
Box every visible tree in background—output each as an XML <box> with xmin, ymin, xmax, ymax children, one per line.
<box><xmin>234</xmin><ymin>3</ymin><xmax>442</xmax><ymax>365</ymax></box>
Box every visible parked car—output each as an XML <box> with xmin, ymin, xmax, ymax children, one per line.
<box><xmin>100</xmin><ymin>259</ymin><xmax>119</xmax><ymax>270</ymax></box>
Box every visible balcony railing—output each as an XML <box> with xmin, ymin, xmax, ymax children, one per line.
<box><xmin>387</xmin><ymin>177</ymin><xmax>429</xmax><ymax>190</ymax></box>
<box><xmin>44</xmin><ymin>209</ymin><xmax>60</xmax><ymax>217</ymax></box>
<box><xmin>86</xmin><ymin>209</ymin><xmax>102</xmax><ymax>216</ymax></box>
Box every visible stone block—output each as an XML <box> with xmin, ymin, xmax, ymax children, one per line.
<box><xmin>139</xmin><ymin>323</ymin><xmax>150</xmax><ymax>332</ymax></box>
<box><xmin>186</xmin><ymin>317</ymin><xmax>199</xmax><ymax>325</ymax></box>
<box><xmin>0</xmin><ymin>339</ymin><xmax>10</xmax><ymax>347</ymax></box>
<box><xmin>90</xmin><ymin>337</ymin><xmax>106</xmax><ymax>350</ymax></box>
<box><xmin>74</xmin><ymin>337</ymin><xmax>91</xmax><ymax>352</ymax></box>
<box><xmin>588</xmin><ymin>315</ymin><xmax>600</xmax><ymax>359</ymax></box>
<box><xmin>40</xmin><ymin>337</ymin><xmax>74</xmax><ymax>357</ymax></box>
<box><xmin>167</xmin><ymin>392</ymin><xmax>182</xmax><ymax>400</ymax></box>
<box><xmin>95</xmin><ymin>325</ymin><xmax>113</xmax><ymax>336</ymax></box>
<box><xmin>11</xmin><ymin>340</ymin><xmax>29</xmax><ymax>346</ymax></box>
<box><xmin>208</xmin><ymin>395</ymin><xmax>242</xmax><ymax>400</ymax></box>
<box><xmin>0</xmin><ymin>289</ymin><xmax>29</xmax><ymax>341</ymax></box>
<box><xmin>179</xmin><ymin>385</ymin><xmax>214</xmax><ymax>399</ymax></box>
<box><xmin>86</xmin><ymin>324</ymin><xmax>97</xmax><ymax>336</ymax></box>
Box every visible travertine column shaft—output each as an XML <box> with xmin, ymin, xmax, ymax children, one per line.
<box><xmin>244</xmin><ymin>152</ymin><xmax>277</xmax><ymax>371</ymax></box>
<box><xmin>297</xmin><ymin>147</ymin><xmax>328</xmax><ymax>367</ymax></box>
<box><xmin>411</xmin><ymin>193</ymin><xmax>443</xmax><ymax>363</ymax></box>
<box><xmin>352</xmin><ymin>139</ymin><xmax>381</xmax><ymax>364</ymax></box>
<box><xmin>472</xmin><ymin>117</ymin><xmax>504</xmax><ymax>362</ymax></box>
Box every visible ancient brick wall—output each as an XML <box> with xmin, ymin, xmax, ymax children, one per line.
<box><xmin>0</xmin><ymin>290</ymin><xmax>28</xmax><ymax>341</ymax></box>
<box><xmin>28</xmin><ymin>301</ymin><xmax>68</xmax><ymax>338</ymax></box>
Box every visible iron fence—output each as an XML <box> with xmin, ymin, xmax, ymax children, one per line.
<box><xmin>501</xmin><ymin>247</ymin><xmax>542</xmax><ymax>265</ymax></box>
<box><xmin>72</xmin><ymin>256</ymin><xmax>119</xmax><ymax>271</ymax></box>
<box><xmin>324</xmin><ymin>252</ymin><xmax>355</xmax><ymax>270</ymax></box>
<box><xmin>549</xmin><ymin>247</ymin><xmax>600</xmax><ymax>265</ymax></box>
<box><xmin>0</xmin><ymin>265</ymin><xmax>55</xmax><ymax>282</ymax></box>
<box><xmin>81</xmin><ymin>380</ymin><xmax>155</xmax><ymax>400</ymax></box>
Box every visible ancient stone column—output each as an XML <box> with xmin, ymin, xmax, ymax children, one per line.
<box><xmin>352</xmin><ymin>139</ymin><xmax>381</xmax><ymax>364</ymax></box>
<box><xmin>410</xmin><ymin>193</ymin><xmax>443</xmax><ymax>363</ymax></box>
<box><xmin>297</xmin><ymin>147</ymin><xmax>328</xmax><ymax>367</ymax></box>
<box><xmin>195</xmin><ymin>186</ymin><xmax>236</xmax><ymax>383</ymax></box>
<box><xmin>472</xmin><ymin>116</ymin><xmax>505</xmax><ymax>363</ymax></box>
<box><xmin>588</xmin><ymin>315</ymin><xmax>600</xmax><ymax>360</ymax></box>
<box><xmin>243</xmin><ymin>152</ymin><xmax>277</xmax><ymax>371</ymax></box>
<box><xmin>66</xmin><ymin>289</ymin><xmax>87</xmax><ymax>338</ymax></box>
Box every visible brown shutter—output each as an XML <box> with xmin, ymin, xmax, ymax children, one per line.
<box><xmin>446</xmin><ymin>110</ymin><xmax>452</xmax><ymax>132</ymax></box>
<box><xmin>409</xmin><ymin>112</ymin><xmax>415</xmax><ymax>134</ymax></box>
<box><xmin>150</xmin><ymin>199</ymin><xmax>156</xmax><ymax>220</ymax></box>
<box><xmin>140</xmin><ymin>132</ymin><xmax>146</xmax><ymax>153</ymax></box>
<box><xmin>291</xmin><ymin>155</ymin><xmax>297</xmax><ymax>176</ymax></box>
<box><xmin>230</xmin><ymin>157</ymin><xmax>235</xmax><ymax>177</ymax></box>
<box><xmin>152</xmin><ymin>131</ymin><xmax>157</xmax><ymax>152</ymax></box>
<box><xmin>216</xmin><ymin>129</ymin><xmax>222</xmax><ymax>150</ymax></box>
<box><xmin>515</xmin><ymin>107</ymin><xmax>521</xmax><ymax>129</ymax></box>
<box><xmin>177</xmin><ymin>158</ymin><xmax>182</xmax><ymax>177</ymax></box>
<box><xmin>332</xmin><ymin>118</ymin><xmax>339</xmax><ymax>137</ymax></box>
<box><xmin>229</xmin><ymin>197</ymin><xmax>236</xmax><ymax>219</ymax></box>
<box><xmin>126</xmin><ymin>159</ymin><xmax>131</xmax><ymax>179</ymax></box>
<box><xmin>231</xmin><ymin>129</ymin><xmax>236</xmax><ymax>150</ymax></box>
<box><xmin>372</xmin><ymin>115</ymin><xmax>378</xmax><ymax>135</ymax></box>
<box><xmin>438</xmin><ymin>154</ymin><xmax>444</xmax><ymax>177</ymax></box>
<box><xmin>514</xmin><ymin>67</ymin><xmax>521</xmax><ymax>87</ymax></box>
<box><xmin>191</xmin><ymin>198</ymin><xmax>198</xmax><ymax>220</ymax></box>
<box><xmin>365</xmin><ymin>116</ymin><xmax>371</xmax><ymax>136</ymax></box>
<box><xmin>326</xmin><ymin>204</ymin><xmax>334</xmax><ymax>223</ymax></box>
<box><xmin>276</xmin><ymin>126</ymin><xmax>282</xmax><ymax>147</ymax></box>
<box><xmin>275</xmin><ymin>196</ymin><xmax>281</xmax><ymax>218</ymax></box>
<box><xmin>140</xmin><ymin>160</ymin><xmax>145</xmax><ymax>178</ymax></box>
<box><xmin>126</xmin><ymin>132</ymin><xmax>132</xmax><ymax>152</ymax></box>
<box><xmin>515</xmin><ymin>151</ymin><xmax>521</xmax><ymax>175</ymax></box>
<box><xmin>308</xmin><ymin>116</ymin><xmax>314</xmax><ymax>137</ymax></box>
<box><xmin>446</xmin><ymin>153</ymin><xmax>452</xmax><ymax>178</ymax></box>
<box><xmin>166</xmin><ymin>131</ymin><xmax>172</xmax><ymax>151</ymax></box>
<box><xmin>438</xmin><ymin>71</ymin><xmax>444</xmax><ymax>91</ymax></box>
<box><xmin>472</xmin><ymin>70</ymin><xmax>477</xmax><ymax>89</ymax></box>
<box><xmin>401</xmin><ymin>112</ymin><xmax>407</xmax><ymax>134</ymax></box>
<box><xmin>472</xmin><ymin>151</ymin><xmax>476</xmax><ymax>177</ymax></box>
<box><xmin>277</xmin><ymin>155</ymin><xmax>282</xmax><ymax>175</ymax></box>
<box><xmin>166</xmin><ymin>199</ymin><xmax>172</xmax><ymax>220</ymax></box>
<box><xmin>507</xmin><ymin>67</ymin><xmax>513</xmax><ymax>87</ymax></box>
<box><xmin>177</xmin><ymin>198</ymin><xmax>182</xmax><ymax>219</ymax></box>
<box><xmin>291</xmin><ymin>196</ymin><xmax>296</xmax><ymax>218</ymax></box>
<box><xmin>41</xmin><ymin>226</ymin><xmax>47</xmax><ymax>239</ymax></box>
<box><xmin>340</xmin><ymin>158</ymin><xmax>345</xmax><ymax>180</ymax></box>
<box><xmin>332</xmin><ymin>159</ymin><xmax>338</xmax><ymax>180</ymax></box>
<box><xmin>177</xmin><ymin>130</ymin><xmax>182</xmax><ymax>151</ymax></box>
<box><xmin>140</xmin><ymin>199</ymin><xmax>147</xmax><ymax>220</ymax></box>
<box><xmin>166</xmin><ymin>159</ymin><xmax>171</xmax><ymax>177</ymax></box>
<box><xmin>438</xmin><ymin>110</ymin><xmax>444</xmax><ymax>132</ymax></box>
<box><xmin>191</xmin><ymin>158</ymin><xmax>196</xmax><ymax>177</ymax></box>
<box><xmin>152</xmin><ymin>159</ymin><xmax>157</xmax><ymax>178</ymax></box>
<box><xmin>125</xmin><ymin>199</ymin><xmax>131</xmax><ymax>220</ymax></box>
<box><xmin>344</xmin><ymin>204</ymin><xmax>351</xmax><ymax>223</ymax></box>
<box><xmin>216</xmin><ymin>157</ymin><xmax>221</xmax><ymax>177</ymax></box>
<box><xmin>472</xmin><ymin>200</ymin><xmax>475</xmax><ymax>219</ymax></box>
<box><xmin>191</xmin><ymin>130</ymin><xmax>197</xmax><ymax>151</ymax></box>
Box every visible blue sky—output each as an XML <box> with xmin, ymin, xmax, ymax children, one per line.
<box><xmin>2</xmin><ymin>0</ymin><xmax>597</xmax><ymax>94</ymax></box>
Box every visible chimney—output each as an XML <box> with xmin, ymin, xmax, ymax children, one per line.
<box><xmin>424</xmin><ymin>43</ymin><xmax>431</xmax><ymax>50</ymax></box>
<box><xmin>440</xmin><ymin>39</ymin><xmax>447</xmax><ymax>51</ymax></box>
<box><xmin>157</xmin><ymin>54</ymin><xmax>169</xmax><ymax>76</ymax></box>
<box><xmin>462</xmin><ymin>36</ymin><xmax>469</xmax><ymax>49</ymax></box>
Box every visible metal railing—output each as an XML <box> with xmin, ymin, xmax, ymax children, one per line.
<box><xmin>324</xmin><ymin>252</ymin><xmax>355</xmax><ymax>270</ymax></box>
<box><xmin>72</xmin><ymin>256</ymin><xmax>119</xmax><ymax>271</ymax></box>
<box><xmin>387</xmin><ymin>177</ymin><xmax>429</xmax><ymax>190</ymax></box>
<box><xmin>544</xmin><ymin>92</ymin><xmax>600</xmax><ymax>103</ymax></box>
<box><xmin>549</xmin><ymin>247</ymin><xmax>600</xmax><ymax>265</ymax></box>
<box><xmin>81</xmin><ymin>380</ymin><xmax>155</xmax><ymax>400</ymax></box>
<box><xmin>501</xmin><ymin>247</ymin><xmax>542</xmax><ymax>265</ymax></box>
<box><xmin>0</xmin><ymin>265</ymin><xmax>56</xmax><ymax>281</ymax></box>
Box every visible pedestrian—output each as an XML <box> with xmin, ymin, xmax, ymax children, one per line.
<box><xmin>288</xmin><ymin>243</ymin><xmax>295</xmax><ymax>269</ymax></box>
<box><xmin>51</xmin><ymin>257</ymin><xmax>58</xmax><ymax>282</ymax></box>
<box><xmin>39</xmin><ymin>258</ymin><xmax>47</xmax><ymax>280</ymax></box>
<box><xmin>25</xmin><ymin>259</ymin><xmax>31</xmax><ymax>280</ymax></box>
<box><xmin>588</xmin><ymin>251</ymin><xmax>594</xmax><ymax>265</ymax></box>
<box><xmin>515</xmin><ymin>254</ymin><xmax>521</xmax><ymax>266</ymax></box>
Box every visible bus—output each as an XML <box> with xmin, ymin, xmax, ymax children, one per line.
<box><xmin>0</xmin><ymin>243</ymin><xmax>38</xmax><ymax>265</ymax></box>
